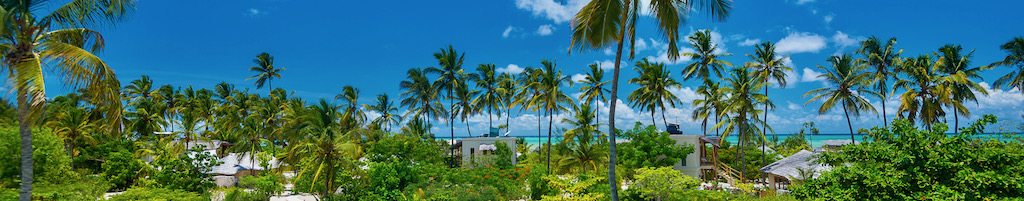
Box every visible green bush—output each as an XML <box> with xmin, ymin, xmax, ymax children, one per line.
<box><xmin>632</xmin><ymin>166</ymin><xmax>700</xmax><ymax>200</ymax></box>
<box><xmin>105</xmin><ymin>187</ymin><xmax>207</xmax><ymax>201</ymax></box>
<box><xmin>152</xmin><ymin>145</ymin><xmax>221</xmax><ymax>193</ymax></box>
<box><xmin>75</xmin><ymin>134</ymin><xmax>135</xmax><ymax>173</ymax></box>
<box><xmin>237</xmin><ymin>174</ymin><xmax>285</xmax><ymax>200</ymax></box>
<box><xmin>0</xmin><ymin>175</ymin><xmax>111</xmax><ymax>200</ymax></box>
<box><xmin>0</xmin><ymin>126</ymin><xmax>76</xmax><ymax>186</ymax></box>
<box><xmin>617</xmin><ymin>122</ymin><xmax>695</xmax><ymax>178</ymax></box>
<box><xmin>791</xmin><ymin>116</ymin><xmax>1024</xmax><ymax>200</ymax></box>
<box><xmin>103</xmin><ymin>149</ymin><xmax>145</xmax><ymax>191</ymax></box>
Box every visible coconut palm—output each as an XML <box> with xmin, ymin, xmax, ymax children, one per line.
<box><xmin>452</xmin><ymin>82</ymin><xmax>480</xmax><ymax>137</ymax></box>
<box><xmin>498</xmin><ymin>72</ymin><xmax>518</xmax><ymax>133</ymax></box>
<box><xmin>936</xmin><ymin>44</ymin><xmax>988</xmax><ymax>134</ymax></box>
<box><xmin>246</xmin><ymin>52</ymin><xmax>285</xmax><ymax>92</ymax></box>
<box><xmin>424</xmin><ymin>45</ymin><xmax>466</xmax><ymax>166</ymax></box>
<box><xmin>401</xmin><ymin>116</ymin><xmax>433</xmax><ymax>141</ymax></box>
<box><xmin>855</xmin><ymin>36</ymin><xmax>902</xmax><ymax>127</ymax></box>
<box><xmin>569</xmin><ymin>0</ymin><xmax>733</xmax><ymax>197</ymax></box>
<box><xmin>711</xmin><ymin>67</ymin><xmax>770</xmax><ymax>180</ymax></box>
<box><xmin>558</xmin><ymin>103</ymin><xmax>608</xmax><ymax>174</ymax></box>
<box><xmin>0</xmin><ymin>1</ymin><xmax>136</xmax><ymax>196</ymax></box>
<box><xmin>156</xmin><ymin>85</ymin><xmax>183</xmax><ymax>133</ymax></box>
<box><xmin>692</xmin><ymin>78</ymin><xmax>723</xmax><ymax>136</ymax></box>
<box><xmin>515</xmin><ymin>67</ymin><xmax>545</xmax><ymax>151</ymax></box>
<box><xmin>335</xmin><ymin>85</ymin><xmax>366</xmax><ymax>125</ymax></box>
<box><xmin>399</xmin><ymin>67</ymin><xmax>444</xmax><ymax>129</ymax></box>
<box><xmin>803</xmin><ymin>54</ymin><xmax>879</xmax><ymax>141</ymax></box>
<box><xmin>992</xmin><ymin>37</ymin><xmax>1024</xmax><ymax>93</ymax></box>
<box><xmin>124</xmin><ymin>75</ymin><xmax>156</xmax><ymax>101</ymax></box>
<box><xmin>577</xmin><ymin>63</ymin><xmax>611</xmax><ymax>128</ymax></box>
<box><xmin>125</xmin><ymin>98</ymin><xmax>169</xmax><ymax>139</ymax></box>
<box><xmin>627</xmin><ymin>58</ymin><xmax>681</xmax><ymax>128</ymax></box>
<box><xmin>469</xmin><ymin>63</ymin><xmax>504</xmax><ymax>132</ymax></box>
<box><xmin>530</xmin><ymin>60</ymin><xmax>573</xmax><ymax>173</ymax></box>
<box><xmin>746</xmin><ymin>41</ymin><xmax>790</xmax><ymax>176</ymax></box>
<box><xmin>364</xmin><ymin>94</ymin><xmax>401</xmax><ymax>133</ymax></box>
<box><xmin>894</xmin><ymin>55</ymin><xmax>950</xmax><ymax>129</ymax></box>
<box><xmin>46</xmin><ymin>107</ymin><xmax>96</xmax><ymax>169</ymax></box>
<box><xmin>682</xmin><ymin>29</ymin><xmax>733</xmax><ymax>81</ymax></box>
<box><xmin>283</xmin><ymin>99</ymin><xmax>362</xmax><ymax>201</ymax></box>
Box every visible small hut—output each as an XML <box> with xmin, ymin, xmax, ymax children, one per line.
<box><xmin>759</xmin><ymin>150</ymin><xmax>830</xmax><ymax>191</ymax></box>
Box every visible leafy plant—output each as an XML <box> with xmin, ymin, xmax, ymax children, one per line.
<box><xmin>152</xmin><ymin>145</ymin><xmax>221</xmax><ymax>193</ymax></box>
<box><xmin>105</xmin><ymin>187</ymin><xmax>207</xmax><ymax>201</ymax></box>
<box><xmin>540</xmin><ymin>174</ymin><xmax>607</xmax><ymax>201</ymax></box>
<box><xmin>103</xmin><ymin>149</ymin><xmax>145</xmax><ymax>191</ymax></box>
<box><xmin>238</xmin><ymin>174</ymin><xmax>285</xmax><ymax>200</ymax></box>
<box><xmin>617</xmin><ymin>122</ymin><xmax>694</xmax><ymax>177</ymax></box>
<box><xmin>632</xmin><ymin>166</ymin><xmax>700</xmax><ymax>201</ymax></box>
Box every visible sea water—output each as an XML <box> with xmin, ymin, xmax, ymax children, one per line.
<box><xmin>438</xmin><ymin>133</ymin><xmax>1018</xmax><ymax>149</ymax></box>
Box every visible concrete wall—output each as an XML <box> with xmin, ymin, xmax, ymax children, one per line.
<box><xmin>669</xmin><ymin>134</ymin><xmax>703</xmax><ymax>178</ymax></box>
<box><xmin>460</xmin><ymin>137</ymin><xmax>517</xmax><ymax>167</ymax></box>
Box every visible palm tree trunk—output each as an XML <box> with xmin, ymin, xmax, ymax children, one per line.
<box><xmin>606</xmin><ymin>27</ymin><xmax>626</xmax><ymax>201</ymax></box>
<box><xmin>449</xmin><ymin>89</ymin><xmax>455</xmax><ymax>167</ymax></box>
<box><xmin>953</xmin><ymin>111</ymin><xmax>959</xmax><ymax>135</ymax></box>
<box><xmin>547</xmin><ymin>109</ymin><xmax>553</xmax><ymax>174</ymax></box>
<box><xmin>762</xmin><ymin>87</ymin><xmax>768</xmax><ymax>182</ymax></box>
<box><xmin>843</xmin><ymin>101</ymin><xmax>855</xmax><ymax>142</ymax></box>
<box><xmin>715</xmin><ymin>104</ymin><xmax>720</xmax><ymax>136</ymax></box>
<box><xmin>651</xmin><ymin>111</ymin><xmax>656</xmax><ymax>129</ymax></box>
<box><xmin>661</xmin><ymin>108</ymin><xmax>668</xmax><ymax>130</ymax></box>
<box><xmin>18</xmin><ymin>90</ymin><xmax>33</xmax><ymax>201</ymax></box>
<box><xmin>537</xmin><ymin>109</ymin><xmax>542</xmax><ymax>152</ymax></box>
<box><xmin>739</xmin><ymin>118</ymin><xmax>746</xmax><ymax>181</ymax></box>
<box><xmin>881</xmin><ymin>90</ymin><xmax>888</xmax><ymax>128</ymax></box>
<box><xmin>488</xmin><ymin>106</ymin><xmax>493</xmax><ymax>135</ymax></box>
<box><xmin>466</xmin><ymin>119</ymin><xmax>471</xmax><ymax>138</ymax></box>
<box><xmin>594</xmin><ymin>99</ymin><xmax>600</xmax><ymax>133</ymax></box>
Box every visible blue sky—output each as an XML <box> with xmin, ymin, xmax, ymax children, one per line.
<box><xmin>24</xmin><ymin>0</ymin><xmax>1024</xmax><ymax>136</ymax></box>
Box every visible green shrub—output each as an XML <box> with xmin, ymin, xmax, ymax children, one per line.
<box><xmin>617</xmin><ymin>122</ymin><xmax>695</xmax><ymax>178</ymax></box>
<box><xmin>152</xmin><ymin>145</ymin><xmax>221</xmax><ymax>193</ymax></box>
<box><xmin>0</xmin><ymin>126</ymin><xmax>76</xmax><ymax>186</ymax></box>
<box><xmin>105</xmin><ymin>187</ymin><xmax>207</xmax><ymax>201</ymax></box>
<box><xmin>791</xmin><ymin>116</ymin><xmax>1024</xmax><ymax>200</ymax></box>
<box><xmin>632</xmin><ymin>166</ymin><xmax>700</xmax><ymax>200</ymax></box>
<box><xmin>103</xmin><ymin>149</ymin><xmax>145</xmax><ymax>191</ymax></box>
<box><xmin>237</xmin><ymin>174</ymin><xmax>285</xmax><ymax>200</ymax></box>
<box><xmin>0</xmin><ymin>175</ymin><xmax>111</xmax><ymax>200</ymax></box>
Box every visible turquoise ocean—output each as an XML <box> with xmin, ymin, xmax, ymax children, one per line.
<box><xmin>439</xmin><ymin>133</ymin><xmax>1018</xmax><ymax>149</ymax></box>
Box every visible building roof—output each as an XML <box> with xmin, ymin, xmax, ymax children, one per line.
<box><xmin>700</xmin><ymin>137</ymin><xmax>720</xmax><ymax>147</ymax></box>
<box><xmin>760</xmin><ymin>150</ymin><xmax>829</xmax><ymax>180</ymax></box>
<box><xmin>822</xmin><ymin>139</ymin><xmax>859</xmax><ymax>147</ymax></box>
<box><xmin>207</xmin><ymin>152</ymin><xmax>281</xmax><ymax>175</ymax></box>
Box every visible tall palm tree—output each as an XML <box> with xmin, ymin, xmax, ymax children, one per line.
<box><xmin>498</xmin><ymin>72</ymin><xmax>518</xmax><ymax>133</ymax></box>
<box><xmin>46</xmin><ymin>107</ymin><xmax>96</xmax><ymax>169</ymax></box>
<box><xmin>577</xmin><ymin>63</ymin><xmax>610</xmax><ymax>129</ymax></box>
<box><xmin>569</xmin><ymin>0</ymin><xmax>733</xmax><ymax>198</ymax></box>
<box><xmin>894</xmin><ymin>55</ymin><xmax>948</xmax><ymax>130</ymax></box>
<box><xmin>335</xmin><ymin>85</ymin><xmax>366</xmax><ymax>127</ymax></box>
<box><xmin>124</xmin><ymin>75</ymin><xmax>156</xmax><ymax>101</ymax></box>
<box><xmin>936</xmin><ymin>44</ymin><xmax>988</xmax><ymax>134</ymax></box>
<box><xmin>746</xmin><ymin>42</ymin><xmax>790</xmax><ymax>176</ymax></box>
<box><xmin>284</xmin><ymin>99</ymin><xmax>362</xmax><ymax>201</ymax></box>
<box><xmin>692</xmin><ymin>78</ymin><xmax>722</xmax><ymax>136</ymax></box>
<box><xmin>803</xmin><ymin>54</ymin><xmax>879</xmax><ymax>140</ymax></box>
<box><xmin>628</xmin><ymin>58</ymin><xmax>681</xmax><ymax>128</ymax></box>
<box><xmin>399</xmin><ymin>67</ymin><xmax>443</xmax><ymax>129</ymax></box>
<box><xmin>711</xmin><ymin>67</ymin><xmax>770</xmax><ymax>180</ymax></box>
<box><xmin>452</xmin><ymin>82</ymin><xmax>480</xmax><ymax>137</ymax></box>
<box><xmin>0</xmin><ymin>1</ymin><xmax>135</xmax><ymax>197</ymax></box>
<box><xmin>682</xmin><ymin>29</ymin><xmax>733</xmax><ymax>81</ymax></box>
<box><xmin>559</xmin><ymin>103</ymin><xmax>608</xmax><ymax>174</ymax></box>
<box><xmin>992</xmin><ymin>37</ymin><xmax>1024</xmax><ymax>93</ymax></box>
<box><xmin>246</xmin><ymin>52</ymin><xmax>285</xmax><ymax>93</ymax></box>
<box><xmin>531</xmin><ymin>60</ymin><xmax>573</xmax><ymax>173</ymax></box>
<box><xmin>515</xmin><ymin>67</ymin><xmax>545</xmax><ymax>151</ymax></box>
<box><xmin>855</xmin><ymin>36</ymin><xmax>901</xmax><ymax>128</ymax></box>
<box><xmin>424</xmin><ymin>46</ymin><xmax>466</xmax><ymax>166</ymax></box>
<box><xmin>364</xmin><ymin>94</ymin><xmax>401</xmax><ymax>133</ymax></box>
<box><xmin>469</xmin><ymin>63</ymin><xmax>503</xmax><ymax>132</ymax></box>
<box><xmin>125</xmin><ymin>98</ymin><xmax>169</xmax><ymax>139</ymax></box>
<box><xmin>156</xmin><ymin>85</ymin><xmax>183</xmax><ymax>133</ymax></box>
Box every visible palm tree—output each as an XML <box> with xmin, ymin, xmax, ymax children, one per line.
<box><xmin>452</xmin><ymin>82</ymin><xmax>480</xmax><ymax>137</ymax></box>
<box><xmin>681</xmin><ymin>29</ymin><xmax>733</xmax><ymax>81</ymax></box>
<box><xmin>855</xmin><ymin>36</ymin><xmax>901</xmax><ymax>128</ymax></box>
<box><xmin>569</xmin><ymin>0</ymin><xmax>733</xmax><ymax>198</ymax></box>
<box><xmin>335</xmin><ymin>85</ymin><xmax>366</xmax><ymax>125</ymax></box>
<box><xmin>515</xmin><ymin>67</ymin><xmax>545</xmax><ymax>151</ymax></box>
<box><xmin>992</xmin><ymin>37</ymin><xmax>1024</xmax><ymax>93</ymax></box>
<box><xmin>124</xmin><ymin>75</ymin><xmax>156</xmax><ymax>101</ymax></box>
<box><xmin>628</xmin><ymin>58</ymin><xmax>681</xmax><ymax>128</ymax></box>
<box><xmin>498</xmin><ymin>72</ymin><xmax>518</xmax><ymax>133</ymax></box>
<box><xmin>0</xmin><ymin>1</ymin><xmax>136</xmax><ymax>197</ymax></box>
<box><xmin>692</xmin><ymin>78</ymin><xmax>722</xmax><ymax>136</ymax></box>
<box><xmin>246</xmin><ymin>52</ymin><xmax>285</xmax><ymax>93</ymax></box>
<box><xmin>803</xmin><ymin>54</ymin><xmax>879</xmax><ymax>141</ymax></box>
<box><xmin>401</xmin><ymin>116</ymin><xmax>433</xmax><ymax>141</ymax></box>
<box><xmin>364</xmin><ymin>94</ymin><xmax>401</xmax><ymax>133</ymax></box>
<box><xmin>577</xmin><ymin>63</ymin><xmax>611</xmax><ymax>129</ymax></box>
<box><xmin>559</xmin><ymin>103</ymin><xmax>608</xmax><ymax>174</ymax></box>
<box><xmin>469</xmin><ymin>63</ymin><xmax>503</xmax><ymax>133</ymax></box>
<box><xmin>283</xmin><ymin>99</ymin><xmax>362</xmax><ymax>201</ymax></box>
<box><xmin>399</xmin><ymin>67</ymin><xmax>443</xmax><ymax>130</ymax></box>
<box><xmin>936</xmin><ymin>44</ymin><xmax>988</xmax><ymax>134</ymax></box>
<box><xmin>746</xmin><ymin>42</ymin><xmax>790</xmax><ymax>176</ymax></box>
<box><xmin>711</xmin><ymin>67</ymin><xmax>770</xmax><ymax>180</ymax></box>
<box><xmin>156</xmin><ymin>85</ymin><xmax>183</xmax><ymax>133</ymax></box>
<box><xmin>46</xmin><ymin>107</ymin><xmax>96</xmax><ymax>169</ymax></box>
<box><xmin>531</xmin><ymin>60</ymin><xmax>573</xmax><ymax>173</ymax></box>
<box><xmin>125</xmin><ymin>98</ymin><xmax>169</xmax><ymax>139</ymax></box>
<box><xmin>424</xmin><ymin>45</ymin><xmax>466</xmax><ymax>166</ymax></box>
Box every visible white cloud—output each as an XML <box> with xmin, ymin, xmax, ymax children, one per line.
<box><xmin>824</xmin><ymin>14</ymin><xmax>834</xmax><ymax>24</ymax></box>
<box><xmin>595</xmin><ymin>60</ymin><xmax>623</xmax><ymax>70</ymax></box>
<box><xmin>796</xmin><ymin>0</ymin><xmax>815</xmax><ymax>5</ymax></box>
<box><xmin>634</xmin><ymin>39</ymin><xmax>649</xmax><ymax>51</ymax></box>
<box><xmin>643</xmin><ymin>37</ymin><xmax>696</xmax><ymax>65</ymax></box>
<box><xmin>537</xmin><ymin>24</ymin><xmax>555</xmax><ymax>36</ymax></box>
<box><xmin>502</xmin><ymin>26</ymin><xmax>519</xmax><ymax>38</ymax></box>
<box><xmin>498</xmin><ymin>64</ymin><xmax>525</xmax><ymax>74</ymax></box>
<box><xmin>571</xmin><ymin>74</ymin><xmax>587</xmax><ymax>83</ymax></box>
<box><xmin>689</xmin><ymin>29</ymin><xmax>729</xmax><ymax>54</ymax></box>
<box><xmin>514</xmin><ymin>0</ymin><xmax>588</xmax><ymax>24</ymax></box>
<box><xmin>787</xmin><ymin>101</ymin><xmax>802</xmax><ymax>110</ymax></box>
<box><xmin>738</xmin><ymin>38</ymin><xmax>761</xmax><ymax>46</ymax></box>
<box><xmin>248</xmin><ymin>8</ymin><xmax>262</xmax><ymax>16</ymax></box>
<box><xmin>800</xmin><ymin>67</ymin><xmax>826</xmax><ymax>82</ymax></box>
<box><xmin>776</xmin><ymin>32</ymin><xmax>827</xmax><ymax>54</ymax></box>
<box><xmin>831</xmin><ymin>31</ymin><xmax>865</xmax><ymax>55</ymax></box>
